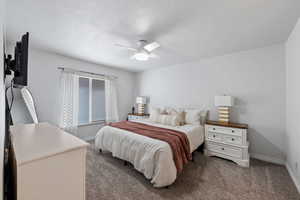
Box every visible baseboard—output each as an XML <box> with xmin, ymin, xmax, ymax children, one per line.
<box><xmin>286</xmin><ymin>163</ymin><xmax>300</xmax><ymax>193</ymax></box>
<box><xmin>250</xmin><ymin>153</ymin><xmax>285</xmax><ymax>165</ymax></box>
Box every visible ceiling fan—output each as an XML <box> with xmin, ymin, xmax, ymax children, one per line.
<box><xmin>115</xmin><ymin>40</ymin><xmax>160</xmax><ymax>61</ymax></box>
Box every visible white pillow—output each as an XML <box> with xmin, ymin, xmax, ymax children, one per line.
<box><xmin>160</xmin><ymin>107</ymin><xmax>169</xmax><ymax>115</ymax></box>
<box><xmin>185</xmin><ymin>109</ymin><xmax>202</xmax><ymax>125</ymax></box>
<box><xmin>149</xmin><ymin>107</ymin><xmax>161</xmax><ymax>122</ymax></box>
<box><xmin>185</xmin><ymin>109</ymin><xmax>208</xmax><ymax>125</ymax></box>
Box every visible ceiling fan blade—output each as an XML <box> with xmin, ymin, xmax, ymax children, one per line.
<box><xmin>144</xmin><ymin>42</ymin><xmax>160</xmax><ymax>52</ymax></box>
<box><xmin>115</xmin><ymin>44</ymin><xmax>138</xmax><ymax>51</ymax></box>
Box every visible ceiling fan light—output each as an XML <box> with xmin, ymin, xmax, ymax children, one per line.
<box><xmin>144</xmin><ymin>42</ymin><xmax>160</xmax><ymax>52</ymax></box>
<box><xmin>134</xmin><ymin>52</ymin><xmax>149</xmax><ymax>61</ymax></box>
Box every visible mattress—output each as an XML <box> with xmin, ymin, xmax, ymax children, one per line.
<box><xmin>94</xmin><ymin>119</ymin><xmax>204</xmax><ymax>187</ymax></box>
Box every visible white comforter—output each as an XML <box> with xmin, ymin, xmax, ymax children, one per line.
<box><xmin>94</xmin><ymin>119</ymin><xmax>204</xmax><ymax>187</ymax></box>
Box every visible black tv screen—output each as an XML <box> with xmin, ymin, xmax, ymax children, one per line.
<box><xmin>13</xmin><ymin>32</ymin><xmax>29</xmax><ymax>86</ymax></box>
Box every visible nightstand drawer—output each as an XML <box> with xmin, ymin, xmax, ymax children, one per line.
<box><xmin>206</xmin><ymin>131</ymin><xmax>223</xmax><ymax>142</ymax></box>
<box><xmin>128</xmin><ymin>114</ymin><xmax>149</xmax><ymax>121</ymax></box>
<box><xmin>128</xmin><ymin>115</ymin><xmax>138</xmax><ymax>120</ymax></box>
<box><xmin>208</xmin><ymin>126</ymin><xmax>242</xmax><ymax>136</ymax></box>
<box><xmin>223</xmin><ymin>134</ymin><xmax>243</xmax><ymax>145</ymax></box>
<box><xmin>206</xmin><ymin>142</ymin><xmax>243</xmax><ymax>159</ymax></box>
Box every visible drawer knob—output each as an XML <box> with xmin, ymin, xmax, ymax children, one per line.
<box><xmin>232</xmin><ymin>138</ymin><xmax>235</xmax><ymax>141</ymax></box>
<box><xmin>232</xmin><ymin>130</ymin><xmax>234</xmax><ymax>133</ymax></box>
<box><xmin>213</xmin><ymin>135</ymin><xmax>216</xmax><ymax>138</ymax></box>
<box><xmin>222</xmin><ymin>148</ymin><xmax>225</xmax><ymax>150</ymax></box>
<box><xmin>213</xmin><ymin>128</ymin><xmax>216</xmax><ymax>130</ymax></box>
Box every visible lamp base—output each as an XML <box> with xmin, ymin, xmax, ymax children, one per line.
<box><xmin>218</xmin><ymin>106</ymin><xmax>230</xmax><ymax>123</ymax></box>
<box><xmin>137</xmin><ymin>104</ymin><xmax>145</xmax><ymax>115</ymax></box>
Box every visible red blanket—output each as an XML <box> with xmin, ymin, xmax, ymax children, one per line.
<box><xmin>108</xmin><ymin>121</ymin><xmax>192</xmax><ymax>173</ymax></box>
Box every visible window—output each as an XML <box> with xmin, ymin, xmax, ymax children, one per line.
<box><xmin>78</xmin><ymin>77</ymin><xmax>105</xmax><ymax>125</ymax></box>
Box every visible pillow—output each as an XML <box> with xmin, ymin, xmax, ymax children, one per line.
<box><xmin>161</xmin><ymin>107</ymin><xmax>171</xmax><ymax>114</ymax></box>
<box><xmin>167</xmin><ymin>108</ymin><xmax>185</xmax><ymax>125</ymax></box>
<box><xmin>185</xmin><ymin>109</ymin><xmax>202</xmax><ymax>125</ymax></box>
<box><xmin>160</xmin><ymin>108</ymin><xmax>168</xmax><ymax>115</ymax></box>
<box><xmin>157</xmin><ymin>114</ymin><xmax>181</xmax><ymax>126</ymax></box>
<box><xmin>185</xmin><ymin>109</ymin><xmax>208</xmax><ymax>125</ymax></box>
<box><xmin>149</xmin><ymin>106</ymin><xmax>168</xmax><ymax>114</ymax></box>
<box><xmin>149</xmin><ymin>107</ymin><xmax>161</xmax><ymax>122</ymax></box>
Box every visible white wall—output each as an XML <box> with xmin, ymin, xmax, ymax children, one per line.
<box><xmin>137</xmin><ymin>44</ymin><xmax>286</xmax><ymax>163</ymax></box>
<box><xmin>10</xmin><ymin>47</ymin><xmax>136</xmax><ymax>126</ymax></box>
<box><xmin>286</xmin><ymin>18</ymin><xmax>300</xmax><ymax>189</ymax></box>
<box><xmin>0</xmin><ymin>0</ymin><xmax>5</xmax><ymax>198</ymax></box>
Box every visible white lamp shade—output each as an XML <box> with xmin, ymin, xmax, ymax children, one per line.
<box><xmin>215</xmin><ymin>96</ymin><xmax>234</xmax><ymax>107</ymax></box>
<box><xmin>136</xmin><ymin>96</ymin><xmax>146</xmax><ymax>104</ymax></box>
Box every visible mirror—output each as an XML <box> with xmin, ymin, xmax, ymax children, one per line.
<box><xmin>20</xmin><ymin>87</ymin><xmax>38</xmax><ymax>123</ymax></box>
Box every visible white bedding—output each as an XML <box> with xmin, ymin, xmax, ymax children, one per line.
<box><xmin>94</xmin><ymin>119</ymin><xmax>204</xmax><ymax>187</ymax></box>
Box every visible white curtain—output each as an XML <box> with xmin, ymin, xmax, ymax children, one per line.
<box><xmin>105</xmin><ymin>79</ymin><xmax>119</xmax><ymax>122</ymax></box>
<box><xmin>59</xmin><ymin>71</ymin><xmax>79</xmax><ymax>133</ymax></box>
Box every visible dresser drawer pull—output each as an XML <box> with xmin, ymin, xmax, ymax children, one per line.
<box><xmin>213</xmin><ymin>135</ymin><xmax>216</xmax><ymax>138</ymax></box>
<box><xmin>221</xmin><ymin>148</ymin><xmax>225</xmax><ymax>150</ymax></box>
<box><xmin>232</xmin><ymin>130</ymin><xmax>234</xmax><ymax>133</ymax></box>
<box><xmin>231</xmin><ymin>138</ymin><xmax>235</xmax><ymax>141</ymax></box>
<box><xmin>213</xmin><ymin>128</ymin><xmax>216</xmax><ymax>130</ymax></box>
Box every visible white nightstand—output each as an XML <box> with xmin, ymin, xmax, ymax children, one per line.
<box><xmin>204</xmin><ymin>120</ymin><xmax>249</xmax><ymax>167</ymax></box>
<box><xmin>127</xmin><ymin>113</ymin><xmax>150</xmax><ymax>121</ymax></box>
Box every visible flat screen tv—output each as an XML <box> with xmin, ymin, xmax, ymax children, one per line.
<box><xmin>12</xmin><ymin>32</ymin><xmax>29</xmax><ymax>86</ymax></box>
<box><xmin>5</xmin><ymin>32</ymin><xmax>29</xmax><ymax>86</ymax></box>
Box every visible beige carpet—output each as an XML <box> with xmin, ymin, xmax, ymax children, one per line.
<box><xmin>86</xmin><ymin>143</ymin><xmax>300</xmax><ymax>200</ymax></box>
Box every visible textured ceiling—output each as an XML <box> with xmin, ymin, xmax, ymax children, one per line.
<box><xmin>6</xmin><ymin>0</ymin><xmax>300</xmax><ymax>72</ymax></box>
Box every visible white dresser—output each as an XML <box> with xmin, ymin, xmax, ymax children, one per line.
<box><xmin>204</xmin><ymin>120</ymin><xmax>249</xmax><ymax>167</ymax></box>
<box><xmin>127</xmin><ymin>113</ymin><xmax>150</xmax><ymax>121</ymax></box>
<box><xmin>10</xmin><ymin>122</ymin><xmax>89</xmax><ymax>200</ymax></box>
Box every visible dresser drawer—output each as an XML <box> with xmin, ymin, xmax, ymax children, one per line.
<box><xmin>206</xmin><ymin>142</ymin><xmax>243</xmax><ymax>159</ymax></box>
<box><xmin>208</xmin><ymin>126</ymin><xmax>242</xmax><ymax>136</ymax></box>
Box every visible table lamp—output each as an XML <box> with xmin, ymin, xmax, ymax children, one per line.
<box><xmin>215</xmin><ymin>95</ymin><xmax>234</xmax><ymax>123</ymax></box>
<box><xmin>136</xmin><ymin>96</ymin><xmax>146</xmax><ymax>115</ymax></box>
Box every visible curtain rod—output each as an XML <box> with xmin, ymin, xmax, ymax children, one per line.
<box><xmin>57</xmin><ymin>67</ymin><xmax>118</xmax><ymax>79</ymax></box>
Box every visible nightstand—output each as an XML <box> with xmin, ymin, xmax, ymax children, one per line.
<box><xmin>204</xmin><ymin>120</ymin><xmax>249</xmax><ymax>167</ymax></box>
<box><xmin>127</xmin><ymin>113</ymin><xmax>150</xmax><ymax>121</ymax></box>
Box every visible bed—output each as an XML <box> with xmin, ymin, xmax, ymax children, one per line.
<box><xmin>94</xmin><ymin>118</ymin><xmax>205</xmax><ymax>187</ymax></box>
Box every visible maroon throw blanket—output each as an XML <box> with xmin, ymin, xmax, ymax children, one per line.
<box><xmin>108</xmin><ymin>121</ymin><xmax>192</xmax><ymax>173</ymax></box>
